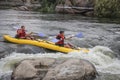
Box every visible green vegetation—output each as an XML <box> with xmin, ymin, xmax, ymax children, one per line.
<box><xmin>37</xmin><ymin>0</ymin><xmax>57</xmax><ymax>13</ymax></box>
<box><xmin>95</xmin><ymin>0</ymin><xmax>120</xmax><ymax>18</ymax></box>
<box><xmin>37</xmin><ymin>0</ymin><xmax>66</xmax><ymax>13</ymax></box>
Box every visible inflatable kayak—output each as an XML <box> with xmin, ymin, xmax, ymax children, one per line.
<box><xmin>3</xmin><ymin>35</ymin><xmax>89</xmax><ymax>53</ymax></box>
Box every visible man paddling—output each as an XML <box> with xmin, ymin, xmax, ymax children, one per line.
<box><xmin>15</xmin><ymin>26</ymin><xmax>34</xmax><ymax>39</ymax></box>
<box><xmin>55</xmin><ymin>31</ymin><xmax>73</xmax><ymax>48</ymax></box>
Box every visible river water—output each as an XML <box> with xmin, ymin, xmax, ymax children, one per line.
<box><xmin>0</xmin><ymin>9</ymin><xmax>120</xmax><ymax>80</ymax></box>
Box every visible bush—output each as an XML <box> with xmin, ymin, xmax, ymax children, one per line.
<box><xmin>95</xmin><ymin>0</ymin><xmax>120</xmax><ymax>18</ymax></box>
<box><xmin>39</xmin><ymin>0</ymin><xmax>57</xmax><ymax>13</ymax></box>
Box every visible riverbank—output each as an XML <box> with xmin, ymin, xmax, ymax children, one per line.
<box><xmin>0</xmin><ymin>0</ymin><xmax>120</xmax><ymax>18</ymax></box>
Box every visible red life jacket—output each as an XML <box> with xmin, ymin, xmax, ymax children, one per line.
<box><xmin>56</xmin><ymin>34</ymin><xmax>65</xmax><ymax>45</ymax></box>
<box><xmin>17</xmin><ymin>29</ymin><xmax>26</xmax><ymax>38</ymax></box>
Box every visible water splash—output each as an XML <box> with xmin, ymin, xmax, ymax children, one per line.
<box><xmin>0</xmin><ymin>46</ymin><xmax>120</xmax><ymax>79</ymax></box>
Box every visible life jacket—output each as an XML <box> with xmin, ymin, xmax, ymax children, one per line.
<box><xmin>16</xmin><ymin>29</ymin><xmax>26</xmax><ymax>38</ymax></box>
<box><xmin>56</xmin><ymin>34</ymin><xmax>65</xmax><ymax>45</ymax></box>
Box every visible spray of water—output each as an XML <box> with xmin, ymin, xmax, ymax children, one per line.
<box><xmin>0</xmin><ymin>46</ymin><xmax>120</xmax><ymax>78</ymax></box>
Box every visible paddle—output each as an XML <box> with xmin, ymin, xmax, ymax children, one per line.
<box><xmin>51</xmin><ymin>32</ymin><xmax>84</xmax><ymax>43</ymax></box>
<box><xmin>13</xmin><ymin>26</ymin><xmax>83</xmax><ymax>39</ymax></box>
<box><xmin>13</xmin><ymin>26</ymin><xmax>47</xmax><ymax>37</ymax></box>
<box><xmin>37</xmin><ymin>32</ymin><xmax>83</xmax><ymax>38</ymax></box>
<box><xmin>32</xmin><ymin>32</ymin><xmax>47</xmax><ymax>38</ymax></box>
<box><xmin>70</xmin><ymin>32</ymin><xmax>83</xmax><ymax>38</ymax></box>
<box><xmin>13</xmin><ymin>26</ymin><xmax>20</xmax><ymax>30</ymax></box>
<box><xmin>51</xmin><ymin>38</ymin><xmax>59</xmax><ymax>43</ymax></box>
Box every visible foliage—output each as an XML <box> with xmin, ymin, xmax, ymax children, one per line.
<box><xmin>38</xmin><ymin>0</ymin><xmax>57</xmax><ymax>13</ymax></box>
<box><xmin>95</xmin><ymin>0</ymin><xmax>120</xmax><ymax>18</ymax></box>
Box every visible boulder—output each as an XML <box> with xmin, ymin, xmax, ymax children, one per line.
<box><xmin>65</xmin><ymin>0</ymin><xmax>95</xmax><ymax>7</ymax></box>
<box><xmin>17</xmin><ymin>6</ymin><xmax>29</xmax><ymax>11</ymax></box>
<box><xmin>84</xmin><ymin>11</ymin><xmax>94</xmax><ymax>16</ymax></box>
<box><xmin>12</xmin><ymin>58</ymin><xmax>98</xmax><ymax>80</ymax></box>
<box><xmin>0</xmin><ymin>0</ymin><xmax>41</xmax><ymax>10</ymax></box>
<box><xmin>56</xmin><ymin>0</ymin><xmax>95</xmax><ymax>15</ymax></box>
<box><xmin>12</xmin><ymin>58</ymin><xmax>56</xmax><ymax>80</ymax></box>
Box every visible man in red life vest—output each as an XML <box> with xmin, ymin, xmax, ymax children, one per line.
<box><xmin>55</xmin><ymin>31</ymin><xmax>72</xmax><ymax>48</ymax></box>
<box><xmin>16</xmin><ymin>26</ymin><xmax>33</xmax><ymax>39</ymax></box>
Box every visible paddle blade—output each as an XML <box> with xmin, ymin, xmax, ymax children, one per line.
<box><xmin>38</xmin><ymin>33</ymin><xmax>46</xmax><ymax>37</ymax></box>
<box><xmin>13</xmin><ymin>26</ymin><xmax>19</xmax><ymax>30</ymax></box>
<box><xmin>75</xmin><ymin>32</ymin><xmax>83</xmax><ymax>38</ymax></box>
<box><xmin>51</xmin><ymin>38</ymin><xmax>59</xmax><ymax>43</ymax></box>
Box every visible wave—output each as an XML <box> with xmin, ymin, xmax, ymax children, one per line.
<box><xmin>0</xmin><ymin>46</ymin><xmax>120</xmax><ymax>79</ymax></box>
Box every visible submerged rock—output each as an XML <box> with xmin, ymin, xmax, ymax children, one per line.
<box><xmin>12</xmin><ymin>58</ymin><xmax>98</xmax><ymax>80</ymax></box>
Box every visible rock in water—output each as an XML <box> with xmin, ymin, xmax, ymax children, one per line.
<box><xmin>12</xmin><ymin>58</ymin><xmax>98</xmax><ymax>80</ymax></box>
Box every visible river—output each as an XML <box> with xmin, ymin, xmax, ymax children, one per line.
<box><xmin>0</xmin><ymin>9</ymin><xmax>120</xmax><ymax>80</ymax></box>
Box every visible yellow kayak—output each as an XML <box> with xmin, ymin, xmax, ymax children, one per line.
<box><xmin>3</xmin><ymin>35</ymin><xmax>89</xmax><ymax>53</ymax></box>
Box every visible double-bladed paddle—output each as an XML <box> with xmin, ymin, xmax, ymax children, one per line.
<box><xmin>51</xmin><ymin>32</ymin><xmax>84</xmax><ymax>43</ymax></box>
<box><xmin>13</xmin><ymin>26</ymin><xmax>47</xmax><ymax>37</ymax></box>
<box><xmin>13</xmin><ymin>26</ymin><xmax>83</xmax><ymax>41</ymax></box>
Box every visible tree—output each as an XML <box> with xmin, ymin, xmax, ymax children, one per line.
<box><xmin>95</xmin><ymin>0</ymin><xmax>120</xmax><ymax>18</ymax></box>
<box><xmin>39</xmin><ymin>0</ymin><xmax>57</xmax><ymax>13</ymax></box>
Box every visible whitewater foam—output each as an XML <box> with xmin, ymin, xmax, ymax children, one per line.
<box><xmin>0</xmin><ymin>46</ymin><xmax>120</xmax><ymax>78</ymax></box>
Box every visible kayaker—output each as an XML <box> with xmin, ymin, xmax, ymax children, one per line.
<box><xmin>55</xmin><ymin>31</ymin><xmax>73</xmax><ymax>48</ymax></box>
<box><xmin>15</xmin><ymin>26</ymin><xmax>34</xmax><ymax>39</ymax></box>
